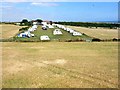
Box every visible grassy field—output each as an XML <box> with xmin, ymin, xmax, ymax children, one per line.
<box><xmin>67</xmin><ymin>26</ymin><xmax>118</xmax><ymax>40</ymax></box>
<box><xmin>14</xmin><ymin>26</ymin><xmax>92</xmax><ymax>42</ymax></box>
<box><xmin>0</xmin><ymin>24</ymin><xmax>26</xmax><ymax>39</ymax></box>
<box><xmin>2</xmin><ymin>42</ymin><xmax>118</xmax><ymax>88</ymax></box>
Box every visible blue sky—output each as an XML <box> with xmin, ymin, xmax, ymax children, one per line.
<box><xmin>1</xmin><ymin>2</ymin><xmax>118</xmax><ymax>22</ymax></box>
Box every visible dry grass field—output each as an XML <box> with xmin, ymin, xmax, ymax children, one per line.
<box><xmin>0</xmin><ymin>42</ymin><xmax>2</xmax><ymax>89</ymax></box>
<box><xmin>67</xmin><ymin>26</ymin><xmax>118</xmax><ymax>39</ymax></box>
<box><xmin>2</xmin><ymin>42</ymin><xmax>118</xmax><ymax>88</ymax></box>
<box><xmin>0</xmin><ymin>24</ymin><xmax>25</xmax><ymax>39</ymax></box>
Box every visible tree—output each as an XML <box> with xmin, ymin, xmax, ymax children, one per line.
<box><xmin>20</xmin><ymin>19</ymin><xmax>32</xmax><ymax>26</ymax></box>
<box><xmin>21</xmin><ymin>19</ymin><xmax>29</xmax><ymax>23</ymax></box>
<box><xmin>50</xmin><ymin>21</ymin><xmax>52</xmax><ymax>25</ymax></box>
<box><xmin>36</xmin><ymin>19</ymin><xmax>43</xmax><ymax>23</ymax></box>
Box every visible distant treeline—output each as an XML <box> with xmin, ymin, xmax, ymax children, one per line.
<box><xmin>55</xmin><ymin>22</ymin><xmax>120</xmax><ymax>29</ymax></box>
<box><xmin>0</xmin><ymin>22</ymin><xmax>16</xmax><ymax>24</ymax></box>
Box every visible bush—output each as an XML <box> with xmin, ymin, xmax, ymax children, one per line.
<box><xmin>65</xmin><ymin>39</ymin><xmax>72</xmax><ymax>42</ymax></box>
<box><xmin>0</xmin><ymin>38</ymin><xmax>14</xmax><ymax>42</ymax></box>
<box><xmin>92</xmin><ymin>38</ymin><xmax>101</xmax><ymax>42</ymax></box>
<box><xmin>113</xmin><ymin>38</ymin><xmax>118</xmax><ymax>41</ymax></box>
<box><xmin>118</xmin><ymin>39</ymin><xmax>120</xmax><ymax>41</ymax></box>
<box><xmin>19</xmin><ymin>27</ymin><xmax>29</xmax><ymax>31</ymax></box>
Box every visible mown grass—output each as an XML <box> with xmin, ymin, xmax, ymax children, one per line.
<box><xmin>2</xmin><ymin>42</ymin><xmax>118</xmax><ymax>88</ymax></box>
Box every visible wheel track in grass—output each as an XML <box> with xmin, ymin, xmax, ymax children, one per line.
<box><xmin>38</xmin><ymin>61</ymin><xmax>117</xmax><ymax>88</ymax></box>
<box><xmin>21</xmin><ymin>60</ymin><xmax>117</xmax><ymax>87</ymax></box>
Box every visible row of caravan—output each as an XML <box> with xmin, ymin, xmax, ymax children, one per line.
<box><xmin>18</xmin><ymin>25</ymin><xmax>37</xmax><ymax>38</ymax></box>
<box><xmin>28</xmin><ymin>25</ymin><xmax>38</xmax><ymax>32</ymax></box>
<box><xmin>42</xmin><ymin>25</ymin><xmax>54</xmax><ymax>30</ymax></box>
<box><xmin>53</xmin><ymin>24</ymin><xmax>82</xmax><ymax>36</ymax></box>
<box><xmin>41</xmin><ymin>22</ymin><xmax>54</xmax><ymax>30</ymax></box>
<box><xmin>40</xmin><ymin>24</ymin><xmax>82</xmax><ymax>41</ymax></box>
<box><xmin>18</xmin><ymin>31</ymin><xmax>34</xmax><ymax>38</ymax></box>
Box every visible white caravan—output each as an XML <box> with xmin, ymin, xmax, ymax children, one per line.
<box><xmin>47</xmin><ymin>24</ymin><xmax>54</xmax><ymax>28</ymax></box>
<box><xmin>69</xmin><ymin>29</ymin><xmax>74</xmax><ymax>33</ymax></box>
<box><xmin>40</xmin><ymin>35</ymin><xmax>50</xmax><ymax>41</ymax></box>
<box><xmin>41</xmin><ymin>22</ymin><xmax>47</xmax><ymax>26</ymax></box>
<box><xmin>53</xmin><ymin>29</ymin><xmax>62</xmax><ymax>35</ymax></box>
<box><xmin>73</xmin><ymin>31</ymin><xmax>82</xmax><ymax>36</ymax></box>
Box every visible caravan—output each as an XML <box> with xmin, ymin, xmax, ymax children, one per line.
<box><xmin>40</xmin><ymin>35</ymin><xmax>50</xmax><ymax>41</ymax></box>
<box><xmin>66</xmin><ymin>28</ymin><xmax>72</xmax><ymax>32</ymax></box>
<box><xmin>42</xmin><ymin>25</ymin><xmax>47</xmax><ymax>30</ymax></box>
<box><xmin>41</xmin><ymin>22</ymin><xmax>47</xmax><ymax>26</ymax></box>
<box><xmin>47</xmin><ymin>24</ymin><xmax>54</xmax><ymax>28</ymax></box>
<box><xmin>18</xmin><ymin>31</ymin><xmax>34</xmax><ymax>38</ymax></box>
<box><xmin>69</xmin><ymin>29</ymin><xmax>74</xmax><ymax>33</ymax></box>
<box><xmin>53</xmin><ymin>29</ymin><xmax>62</xmax><ymax>35</ymax></box>
<box><xmin>73</xmin><ymin>31</ymin><xmax>82</xmax><ymax>36</ymax></box>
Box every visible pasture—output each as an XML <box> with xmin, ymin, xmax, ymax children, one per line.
<box><xmin>67</xmin><ymin>26</ymin><xmax>118</xmax><ymax>40</ymax></box>
<box><xmin>2</xmin><ymin>42</ymin><xmax>118</xmax><ymax>88</ymax></box>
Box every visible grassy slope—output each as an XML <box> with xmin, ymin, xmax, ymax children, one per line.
<box><xmin>2</xmin><ymin>42</ymin><xmax>118</xmax><ymax>88</ymax></box>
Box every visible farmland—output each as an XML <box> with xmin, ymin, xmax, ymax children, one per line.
<box><xmin>1</xmin><ymin>24</ymin><xmax>118</xmax><ymax>88</ymax></box>
<box><xmin>67</xmin><ymin>26</ymin><xmax>118</xmax><ymax>40</ymax></box>
<box><xmin>2</xmin><ymin>42</ymin><xmax>118</xmax><ymax>88</ymax></box>
<box><xmin>0</xmin><ymin>24</ymin><xmax>26</xmax><ymax>39</ymax></box>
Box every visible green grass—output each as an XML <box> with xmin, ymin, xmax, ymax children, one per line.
<box><xmin>14</xmin><ymin>26</ymin><xmax>92</xmax><ymax>42</ymax></box>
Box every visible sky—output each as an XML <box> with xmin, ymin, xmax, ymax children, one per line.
<box><xmin>1</xmin><ymin>1</ymin><xmax>119</xmax><ymax>22</ymax></box>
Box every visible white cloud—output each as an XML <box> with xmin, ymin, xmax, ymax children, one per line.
<box><xmin>1</xmin><ymin>0</ymin><xmax>120</xmax><ymax>2</ymax></box>
<box><xmin>31</xmin><ymin>2</ymin><xmax>58</xmax><ymax>7</ymax></box>
<box><xmin>1</xmin><ymin>0</ymin><xmax>27</xmax><ymax>2</ymax></box>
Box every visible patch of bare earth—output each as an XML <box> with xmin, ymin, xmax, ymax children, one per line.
<box><xmin>42</xmin><ymin>59</ymin><xmax>67</xmax><ymax>65</ymax></box>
